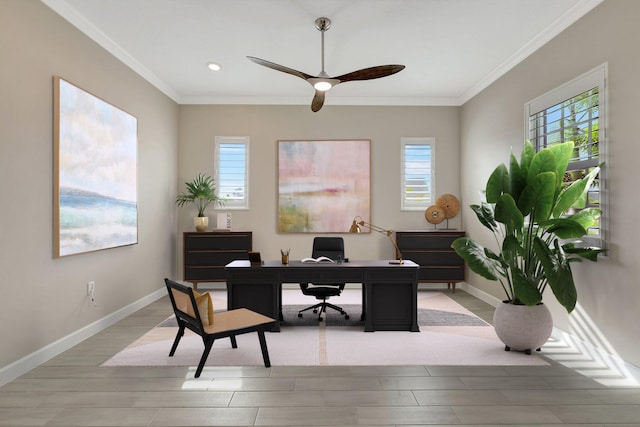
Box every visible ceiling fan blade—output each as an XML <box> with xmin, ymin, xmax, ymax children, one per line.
<box><xmin>311</xmin><ymin>90</ymin><xmax>325</xmax><ymax>112</ymax></box>
<box><xmin>334</xmin><ymin>65</ymin><xmax>405</xmax><ymax>82</ymax></box>
<box><xmin>247</xmin><ymin>56</ymin><xmax>313</xmax><ymax>81</ymax></box>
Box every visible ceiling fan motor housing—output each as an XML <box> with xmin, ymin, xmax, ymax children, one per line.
<box><xmin>247</xmin><ymin>16</ymin><xmax>405</xmax><ymax>112</ymax></box>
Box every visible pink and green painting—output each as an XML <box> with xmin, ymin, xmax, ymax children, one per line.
<box><xmin>278</xmin><ymin>140</ymin><xmax>370</xmax><ymax>233</ymax></box>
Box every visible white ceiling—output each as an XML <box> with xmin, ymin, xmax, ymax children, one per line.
<box><xmin>42</xmin><ymin>0</ymin><xmax>602</xmax><ymax>108</ymax></box>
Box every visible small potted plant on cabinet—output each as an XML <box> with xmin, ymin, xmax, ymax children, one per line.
<box><xmin>452</xmin><ymin>140</ymin><xmax>604</xmax><ymax>354</ymax></box>
<box><xmin>176</xmin><ymin>173</ymin><xmax>224</xmax><ymax>232</ymax></box>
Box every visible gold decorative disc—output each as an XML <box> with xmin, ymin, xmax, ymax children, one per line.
<box><xmin>436</xmin><ymin>194</ymin><xmax>460</xmax><ymax>219</ymax></box>
<box><xmin>425</xmin><ymin>205</ymin><xmax>445</xmax><ymax>224</ymax></box>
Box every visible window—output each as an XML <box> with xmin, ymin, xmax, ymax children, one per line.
<box><xmin>215</xmin><ymin>136</ymin><xmax>249</xmax><ymax>209</ymax></box>
<box><xmin>525</xmin><ymin>64</ymin><xmax>607</xmax><ymax>248</ymax></box>
<box><xmin>401</xmin><ymin>137</ymin><xmax>434</xmax><ymax>210</ymax></box>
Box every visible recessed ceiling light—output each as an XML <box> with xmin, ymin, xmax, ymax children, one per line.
<box><xmin>207</xmin><ymin>62</ymin><xmax>221</xmax><ymax>71</ymax></box>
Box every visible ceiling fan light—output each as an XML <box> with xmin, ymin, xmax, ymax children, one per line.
<box><xmin>314</xmin><ymin>80</ymin><xmax>333</xmax><ymax>91</ymax></box>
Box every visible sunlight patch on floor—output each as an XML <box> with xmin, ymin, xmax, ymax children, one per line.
<box><xmin>542</xmin><ymin>303</ymin><xmax>640</xmax><ymax>387</ymax></box>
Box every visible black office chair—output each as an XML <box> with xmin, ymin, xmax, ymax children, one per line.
<box><xmin>298</xmin><ymin>237</ymin><xmax>350</xmax><ymax>321</ymax></box>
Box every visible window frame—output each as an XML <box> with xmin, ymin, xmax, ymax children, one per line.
<box><xmin>524</xmin><ymin>63</ymin><xmax>608</xmax><ymax>249</ymax></box>
<box><xmin>214</xmin><ymin>136</ymin><xmax>250</xmax><ymax>210</ymax></box>
<box><xmin>400</xmin><ymin>137</ymin><xmax>435</xmax><ymax>211</ymax></box>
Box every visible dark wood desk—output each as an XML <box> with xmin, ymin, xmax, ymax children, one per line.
<box><xmin>225</xmin><ymin>260</ymin><xmax>420</xmax><ymax>332</ymax></box>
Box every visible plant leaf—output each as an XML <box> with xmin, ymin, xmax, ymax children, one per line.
<box><xmin>541</xmin><ymin>218</ymin><xmax>588</xmax><ymax>239</ymax></box>
<box><xmin>495</xmin><ymin>194</ymin><xmax>524</xmax><ymax>234</ymax></box>
<box><xmin>509</xmin><ymin>151</ymin><xmax>527</xmax><ymax>203</ymax></box>
<box><xmin>547</xmin><ymin>142</ymin><xmax>574</xmax><ymax>188</ymax></box>
<box><xmin>527</xmin><ymin>148</ymin><xmax>557</xmax><ymax>184</ymax></box>
<box><xmin>175</xmin><ymin>173</ymin><xmax>223</xmax><ymax>216</ymax></box>
<box><xmin>518</xmin><ymin>171</ymin><xmax>556</xmax><ymax>221</ymax></box>
<box><xmin>534</xmin><ymin>237</ymin><xmax>577</xmax><ymax>312</ymax></box>
<box><xmin>567</xmin><ymin>208</ymin><xmax>601</xmax><ymax>230</ymax></box>
<box><xmin>511</xmin><ymin>268</ymin><xmax>542</xmax><ymax>306</ymax></box>
<box><xmin>470</xmin><ymin>203</ymin><xmax>497</xmax><ymax>232</ymax></box>
<box><xmin>520</xmin><ymin>141</ymin><xmax>535</xmax><ymax>178</ymax></box>
<box><xmin>486</xmin><ymin>164</ymin><xmax>510</xmax><ymax>203</ymax></box>
<box><xmin>553</xmin><ymin>166</ymin><xmax>600</xmax><ymax>217</ymax></box>
<box><xmin>502</xmin><ymin>235</ymin><xmax>523</xmax><ymax>259</ymax></box>
<box><xmin>562</xmin><ymin>241</ymin><xmax>605</xmax><ymax>261</ymax></box>
<box><xmin>451</xmin><ymin>237</ymin><xmax>500</xmax><ymax>281</ymax></box>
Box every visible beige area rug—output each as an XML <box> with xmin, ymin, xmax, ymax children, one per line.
<box><xmin>102</xmin><ymin>290</ymin><xmax>548</xmax><ymax>367</ymax></box>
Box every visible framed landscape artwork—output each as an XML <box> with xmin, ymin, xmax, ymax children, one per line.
<box><xmin>278</xmin><ymin>140</ymin><xmax>371</xmax><ymax>233</ymax></box>
<box><xmin>53</xmin><ymin>77</ymin><xmax>138</xmax><ymax>257</ymax></box>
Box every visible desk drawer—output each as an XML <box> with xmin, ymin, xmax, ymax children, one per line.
<box><xmin>396</xmin><ymin>232</ymin><xmax>464</xmax><ymax>249</ymax></box>
<box><xmin>402</xmin><ymin>251</ymin><xmax>463</xmax><ymax>266</ymax></box>
<box><xmin>185</xmin><ymin>233</ymin><xmax>252</xmax><ymax>250</ymax></box>
<box><xmin>226</xmin><ymin>269</ymin><xmax>279</xmax><ymax>283</ymax></box>
<box><xmin>281</xmin><ymin>269</ymin><xmax>363</xmax><ymax>284</ymax></box>
<box><xmin>365</xmin><ymin>269</ymin><xmax>418</xmax><ymax>282</ymax></box>
<box><xmin>185</xmin><ymin>251</ymin><xmax>248</xmax><ymax>266</ymax></box>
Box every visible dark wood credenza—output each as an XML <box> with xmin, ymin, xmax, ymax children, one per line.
<box><xmin>183</xmin><ymin>231</ymin><xmax>252</xmax><ymax>288</ymax></box>
<box><xmin>395</xmin><ymin>230</ymin><xmax>466</xmax><ymax>291</ymax></box>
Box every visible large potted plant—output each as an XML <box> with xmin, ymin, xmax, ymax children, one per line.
<box><xmin>452</xmin><ymin>140</ymin><xmax>604</xmax><ymax>354</ymax></box>
<box><xmin>176</xmin><ymin>173</ymin><xmax>224</xmax><ymax>232</ymax></box>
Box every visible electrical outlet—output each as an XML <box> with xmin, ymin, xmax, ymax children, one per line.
<box><xmin>87</xmin><ymin>281</ymin><xmax>95</xmax><ymax>296</ymax></box>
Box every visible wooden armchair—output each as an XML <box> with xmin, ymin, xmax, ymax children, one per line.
<box><xmin>164</xmin><ymin>278</ymin><xmax>275</xmax><ymax>377</ymax></box>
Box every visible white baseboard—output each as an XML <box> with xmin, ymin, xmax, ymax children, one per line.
<box><xmin>0</xmin><ymin>287</ymin><xmax>166</xmax><ymax>387</ymax></box>
<box><xmin>457</xmin><ymin>281</ymin><xmax>502</xmax><ymax>306</ymax></box>
<box><xmin>3</xmin><ymin>282</ymin><xmax>638</xmax><ymax>388</ymax></box>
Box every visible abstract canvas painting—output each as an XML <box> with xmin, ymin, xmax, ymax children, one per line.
<box><xmin>278</xmin><ymin>140</ymin><xmax>370</xmax><ymax>233</ymax></box>
<box><xmin>54</xmin><ymin>77</ymin><xmax>138</xmax><ymax>257</ymax></box>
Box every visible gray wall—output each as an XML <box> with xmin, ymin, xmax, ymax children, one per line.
<box><xmin>460</xmin><ymin>0</ymin><xmax>640</xmax><ymax>367</ymax></box>
<box><xmin>177</xmin><ymin>105</ymin><xmax>460</xmax><ymax>267</ymax></box>
<box><xmin>0</xmin><ymin>1</ymin><xmax>179</xmax><ymax>370</ymax></box>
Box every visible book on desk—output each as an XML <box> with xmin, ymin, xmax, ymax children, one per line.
<box><xmin>301</xmin><ymin>256</ymin><xmax>334</xmax><ymax>263</ymax></box>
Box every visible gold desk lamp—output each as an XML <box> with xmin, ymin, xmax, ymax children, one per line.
<box><xmin>349</xmin><ymin>216</ymin><xmax>403</xmax><ymax>264</ymax></box>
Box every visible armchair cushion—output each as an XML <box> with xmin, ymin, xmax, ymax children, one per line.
<box><xmin>193</xmin><ymin>290</ymin><xmax>215</xmax><ymax>325</ymax></box>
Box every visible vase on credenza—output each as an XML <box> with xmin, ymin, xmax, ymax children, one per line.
<box><xmin>194</xmin><ymin>216</ymin><xmax>208</xmax><ymax>232</ymax></box>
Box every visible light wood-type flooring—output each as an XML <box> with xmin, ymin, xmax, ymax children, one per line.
<box><xmin>1</xmin><ymin>289</ymin><xmax>640</xmax><ymax>426</ymax></box>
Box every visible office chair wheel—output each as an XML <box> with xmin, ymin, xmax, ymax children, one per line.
<box><xmin>344</xmin><ymin>315</ymin><xmax>350</xmax><ymax>320</ymax></box>
<box><xmin>298</xmin><ymin>313</ymin><xmax>303</xmax><ymax>318</ymax></box>
<box><xmin>313</xmin><ymin>309</ymin><xmax>318</xmax><ymax>314</ymax></box>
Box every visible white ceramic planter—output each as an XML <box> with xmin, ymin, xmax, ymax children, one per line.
<box><xmin>493</xmin><ymin>301</ymin><xmax>553</xmax><ymax>354</ymax></box>
<box><xmin>194</xmin><ymin>216</ymin><xmax>209</xmax><ymax>232</ymax></box>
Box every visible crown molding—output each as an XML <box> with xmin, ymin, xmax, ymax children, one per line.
<box><xmin>178</xmin><ymin>95</ymin><xmax>460</xmax><ymax>107</ymax></box>
<box><xmin>42</xmin><ymin>0</ymin><xmax>603</xmax><ymax>107</ymax></box>
<box><xmin>40</xmin><ymin>0</ymin><xmax>180</xmax><ymax>102</ymax></box>
<box><xmin>457</xmin><ymin>0</ymin><xmax>604</xmax><ymax>105</ymax></box>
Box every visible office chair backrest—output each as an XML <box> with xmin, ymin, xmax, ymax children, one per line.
<box><xmin>312</xmin><ymin>237</ymin><xmax>344</xmax><ymax>260</ymax></box>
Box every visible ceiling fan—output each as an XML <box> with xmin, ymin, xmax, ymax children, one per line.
<box><xmin>247</xmin><ymin>17</ymin><xmax>405</xmax><ymax>112</ymax></box>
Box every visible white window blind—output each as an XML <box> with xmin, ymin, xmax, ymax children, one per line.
<box><xmin>525</xmin><ymin>64</ymin><xmax>607</xmax><ymax>248</ymax></box>
<box><xmin>401</xmin><ymin>137</ymin><xmax>434</xmax><ymax>210</ymax></box>
<box><xmin>215</xmin><ymin>136</ymin><xmax>249</xmax><ymax>209</ymax></box>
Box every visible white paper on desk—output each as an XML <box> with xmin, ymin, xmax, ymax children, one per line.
<box><xmin>217</xmin><ymin>213</ymin><xmax>231</xmax><ymax>229</ymax></box>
